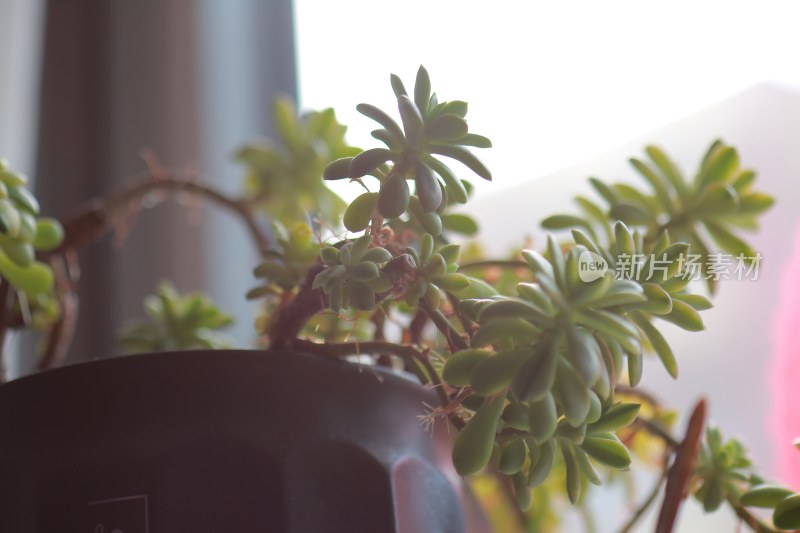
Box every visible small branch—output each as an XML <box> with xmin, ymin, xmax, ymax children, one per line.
<box><xmin>420</xmin><ymin>300</ymin><xmax>468</xmax><ymax>352</ymax></box>
<box><xmin>618</xmin><ymin>465</ymin><xmax>669</xmax><ymax>533</ymax></box>
<box><xmin>28</xmin><ymin>165</ymin><xmax>271</xmax><ymax>368</ymax></box>
<box><xmin>38</xmin><ymin>252</ymin><xmax>80</xmax><ymax>371</ymax></box>
<box><xmin>290</xmin><ymin>337</ymin><xmax>424</xmax><ymax>363</ymax></box>
<box><xmin>370</xmin><ymin>308</ymin><xmax>393</xmax><ymax>366</ymax></box>
<box><xmin>408</xmin><ymin>309</ymin><xmax>428</xmax><ymax>344</ymax></box>
<box><xmin>633</xmin><ymin>418</ymin><xmax>681</xmax><ymax>449</ymax></box>
<box><xmin>446</xmin><ymin>292</ymin><xmax>475</xmax><ymax>335</ymax></box>
<box><xmin>371</xmin><ymin>308</ymin><xmax>386</xmax><ymax>342</ymax></box>
<box><xmin>729</xmin><ymin>499</ymin><xmax>783</xmax><ymax>533</ymax></box>
<box><xmin>268</xmin><ymin>262</ymin><xmax>327</xmax><ymax>349</ymax></box>
<box><xmin>50</xmin><ymin>171</ymin><xmax>271</xmax><ymax>256</ymax></box>
<box><xmin>656</xmin><ymin>399</ymin><xmax>707</xmax><ymax>533</ymax></box>
<box><xmin>268</xmin><ymin>254</ymin><xmax>417</xmax><ymax>349</ymax></box>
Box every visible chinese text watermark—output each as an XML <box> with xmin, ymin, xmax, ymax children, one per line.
<box><xmin>578</xmin><ymin>251</ymin><xmax>762</xmax><ymax>283</ymax></box>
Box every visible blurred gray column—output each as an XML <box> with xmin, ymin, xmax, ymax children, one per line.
<box><xmin>0</xmin><ymin>0</ymin><xmax>46</xmax><ymax>378</ymax></box>
<box><xmin>32</xmin><ymin>0</ymin><xmax>297</xmax><ymax>371</ymax></box>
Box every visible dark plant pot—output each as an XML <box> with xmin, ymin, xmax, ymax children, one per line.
<box><xmin>0</xmin><ymin>350</ymin><xmax>489</xmax><ymax>533</ymax></box>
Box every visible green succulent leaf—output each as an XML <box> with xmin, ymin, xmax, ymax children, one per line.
<box><xmin>587</xmin><ymin>403</ymin><xmax>640</xmax><ymax>434</ymax></box>
<box><xmin>498</xmin><ymin>438</ymin><xmax>528</xmax><ymax>475</ymax></box>
<box><xmin>471</xmin><ymin>348</ymin><xmax>529</xmax><ymax>396</ymax></box>
<box><xmin>580</xmin><ymin>434</ymin><xmax>631</xmax><ymax>469</ymax></box>
<box><xmin>378</xmin><ymin>173</ymin><xmax>411</xmax><ymax>218</ymax></box>
<box><xmin>528</xmin><ymin>393</ymin><xmax>558</xmax><ymax>443</ymax></box>
<box><xmin>323</xmin><ymin>157</ymin><xmax>354</xmax><ymax>180</ymax></box>
<box><xmin>398</xmin><ymin>95</ymin><xmax>424</xmax><ymax>148</ymax></box>
<box><xmin>452</xmin><ymin>133</ymin><xmax>492</xmax><ymax>148</ymax></box>
<box><xmin>443</xmin><ymin>349</ymin><xmax>491</xmax><ymax>387</ymax></box>
<box><xmin>356</xmin><ymin>103</ymin><xmax>406</xmax><ymax>143</ymax></box>
<box><xmin>740</xmin><ymin>485</ymin><xmax>794</xmax><ymax>508</ymax></box>
<box><xmin>631</xmin><ymin>311</ymin><xmax>678</xmax><ymax>378</ymax></box>
<box><xmin>472</xmin><ymin>317</ymin><xmax>539</xmax><ymax>347</ymax></box>
<box><xmin>429</xmin><ymin>144</ymin><xmax>492</xmax><ymax>181</ymax></box>
<box><xmin>562</xmin><ymin>442</ymin><xmax>583</xmax><ymax>504</ymax></box>
<box><xmin>425</xmin><ymin>114</ymin><xmax>468</xmax><ymax>141</ymax></box>
<box><xmin>774</xmin><ymin>495</ymin><xmax>800</xmax><ymax>530</ymax></box>
<box><xmin>413</xmin><ymin>65</ymin><xmax>432</xmax><ymax>116</ymax></box>
<box><xmin>512</xmin><ymin>336</ymin><xmax>558</xmax><ymax>402</ymax></box>
<box><xmin>452</xmin><ymin>395</ymin><xmax>505</xmax><ymax>476</ymax></box>
<box><xmin>343</xmin><ymin>192</ymin><xmax>378</xmax><ymax>232</ymax></box>
<box><xmin>349</xmin><ymin>148</ymin><xmax>394</xmax><ymax>179</ymax></box>
<box><xmin>120</xmin><ymin>282</ymin><xmax>234</xmax><ymax>353</ymax></box>
<box><xmin>414</xmin><ymin>160</ymin><xmax>442</xmax><ymax>212</ymax></box>
<box><xmin>528</xmin><ymin>439</ymin><xmax>555</xmax><ymax>488</ymax></box>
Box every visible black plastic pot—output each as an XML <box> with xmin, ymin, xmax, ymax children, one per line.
<box><xmin>0</xmin><ymin>350</ymin><xmax>489</xmax><ymax>532</ymax></box>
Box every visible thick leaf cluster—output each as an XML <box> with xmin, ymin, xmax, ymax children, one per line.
<box><xmin>572</xmin><ymin>221</ymin><xmax>713</xmax><ymax>379</ymax></box>
<box><xmin>401</xmin><ymin>234</ymin><xmax>470</xmax><ymax>307</ymax></box>
<box><xmin>694</xmin><ymin>427</ymin><xmax>753</xmax><ymax>513</ymax></box>
<box><xmin>324</xmin><ymin>66</ymin><xmax>492</xmax><ymax>234</ymax></box>
<box><xmin>230</xmin><ymin>71</ymin><xmax>779</xmax><ymax>525</ymax></box>
<box><xmin>312</xmin><ymin>235</ymin><xmax>394</xmax><ymax>312</ymax></box>
<box><xmin>696</xmin><ymin>428</ymin><xmax>800</xmax><ymax>530</ymax></box>
<box><xmin>0</xmin><ymin>159</ymin><xmax>63</xmax><ymax>297</ymax></box>
<box><xmin>248</xmin><ymin>223</ymin><xmax>320</xmax><ymax>297</ymax></box>
<box><xmin>542</xmin><ymin>141</ymin><xmax>772</xmax><ymax>293</ymax></box>
<box><xmin>312</xmin><ymin>233</ymin><xmax>472</xmax><ymax>313</ymax></box>
<box><xmin>235</xmin><ymin>98</ymin><xmax>359</xmax><ymax>224</ymax></box>
<box><xmin>443</xmin><ymin>224</ymin><xmax>718</xmax><ymax>506</ymax></box>
<box><xmin>120</xmin><ymin>282</ymin><xmax>234</xmax><ymax>353</ymax></box>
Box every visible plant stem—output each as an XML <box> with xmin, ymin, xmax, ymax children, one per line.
<box><xmin>729</xmin><ymin>499</ymin><xmax>783</xmax><ymax>533</ymax></box>
<box><xmin>656</xmin><ymin>399</ymin><xmax>707</xmax><ymax>533</ymax></box>
<box><xmin>618</xmin><ymin>467</ymin><xmax>668</xmax><ymax>533</ymax></box>
<box><xmin>38</xmin><ymin>252</ymin><xmax>80</xmax><ymax>371</ymax></box>
<box><xmin>446</xmin><ymin>292</ymin><xmax>474</xmax><ymax>334</ymax></box>
<box><xmin>408</xmin><ymin>309</ymin><xmax>428</xmax><ymax>344</ymax></box>
<box><xmin>420</xmin><ymin>300</ymin><xmax>468</xmax><ymax>352</ymax></box>
<box><xmin>268</xmin><ymin>254</ymin><xmax>417</xmax><ymax>349</ymax></box>
<box><xmin>268</xmin><ymin>262</ymin><xmax>327</xmax><ymax>348</ymax></box>
<box><xmin>30</xmin><ymin>169</ymin><xmax>272</xmax><ymax>369</ymax></box>
<box><xmin>50</xmin><ymin>171</ymin><xmax>272</xmax><ymax>256</ymax></box>
<box><xmin>633</xmin><ymin>418</ymin><xmax>680</xmax><ymax>449</ymax></box>
<box><xmin>290</xmin><ymin>337</ymin><xmax>425</xmax><ymax>363</ymax></box>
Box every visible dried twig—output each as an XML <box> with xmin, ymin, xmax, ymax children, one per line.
<box><xmin>38</xmin><ymin>252</ymin><xmax>79</xmax><ymax>371</ymax></box>
<box><xmin>656</xmin><ymin>399</ymin><xmax>707</xmax><ymax>533</ymax></box>
<box><xmin>618</xmin><ymin>461</ymin><xmax>669</xmax><ymax>533</ymax></box>
<box><xmin>420</xmin><ymin>300</ymin><xmax>468</xmax><ymax>352</ymax></box>
<box><xmin>50</xmin><ymin>171</ymin><xmax>271</xmax><ymax>256</ymax></box>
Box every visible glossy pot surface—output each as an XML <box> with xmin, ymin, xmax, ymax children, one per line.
<box><xmin>0</xmin><ymin>350</ymin><xmax>487</xmax><ymax>533</ymax></box>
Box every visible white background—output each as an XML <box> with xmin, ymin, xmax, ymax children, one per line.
<box><xmin>296</xmin><ymin>1</ymin><xmax>800</xmax><ymax>195</ymax></box>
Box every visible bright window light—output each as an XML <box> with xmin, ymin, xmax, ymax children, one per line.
<box><xmin>295</xmin><ymin>1</ymin><xmax>800</xmax><ymax>193</ymax></box>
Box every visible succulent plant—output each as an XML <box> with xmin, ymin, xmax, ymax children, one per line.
<box><xmin>13</xmin><ymin>65</ymin><xmax>795</xmax><ymax>532</ymax></box>
<box><xmin>324</xmin><ymin>66</ymin><xmax>491</xmax><ymax>235</ymax></box>
<box><xmin>0</xmin><ymin>159</ymin><xmax>63</xmax><ymax>297</ymax></box>
<box><xmin>120</xmin><ymin>282</ymin><xmax>234</xmax><ymax>352</ymax></box>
